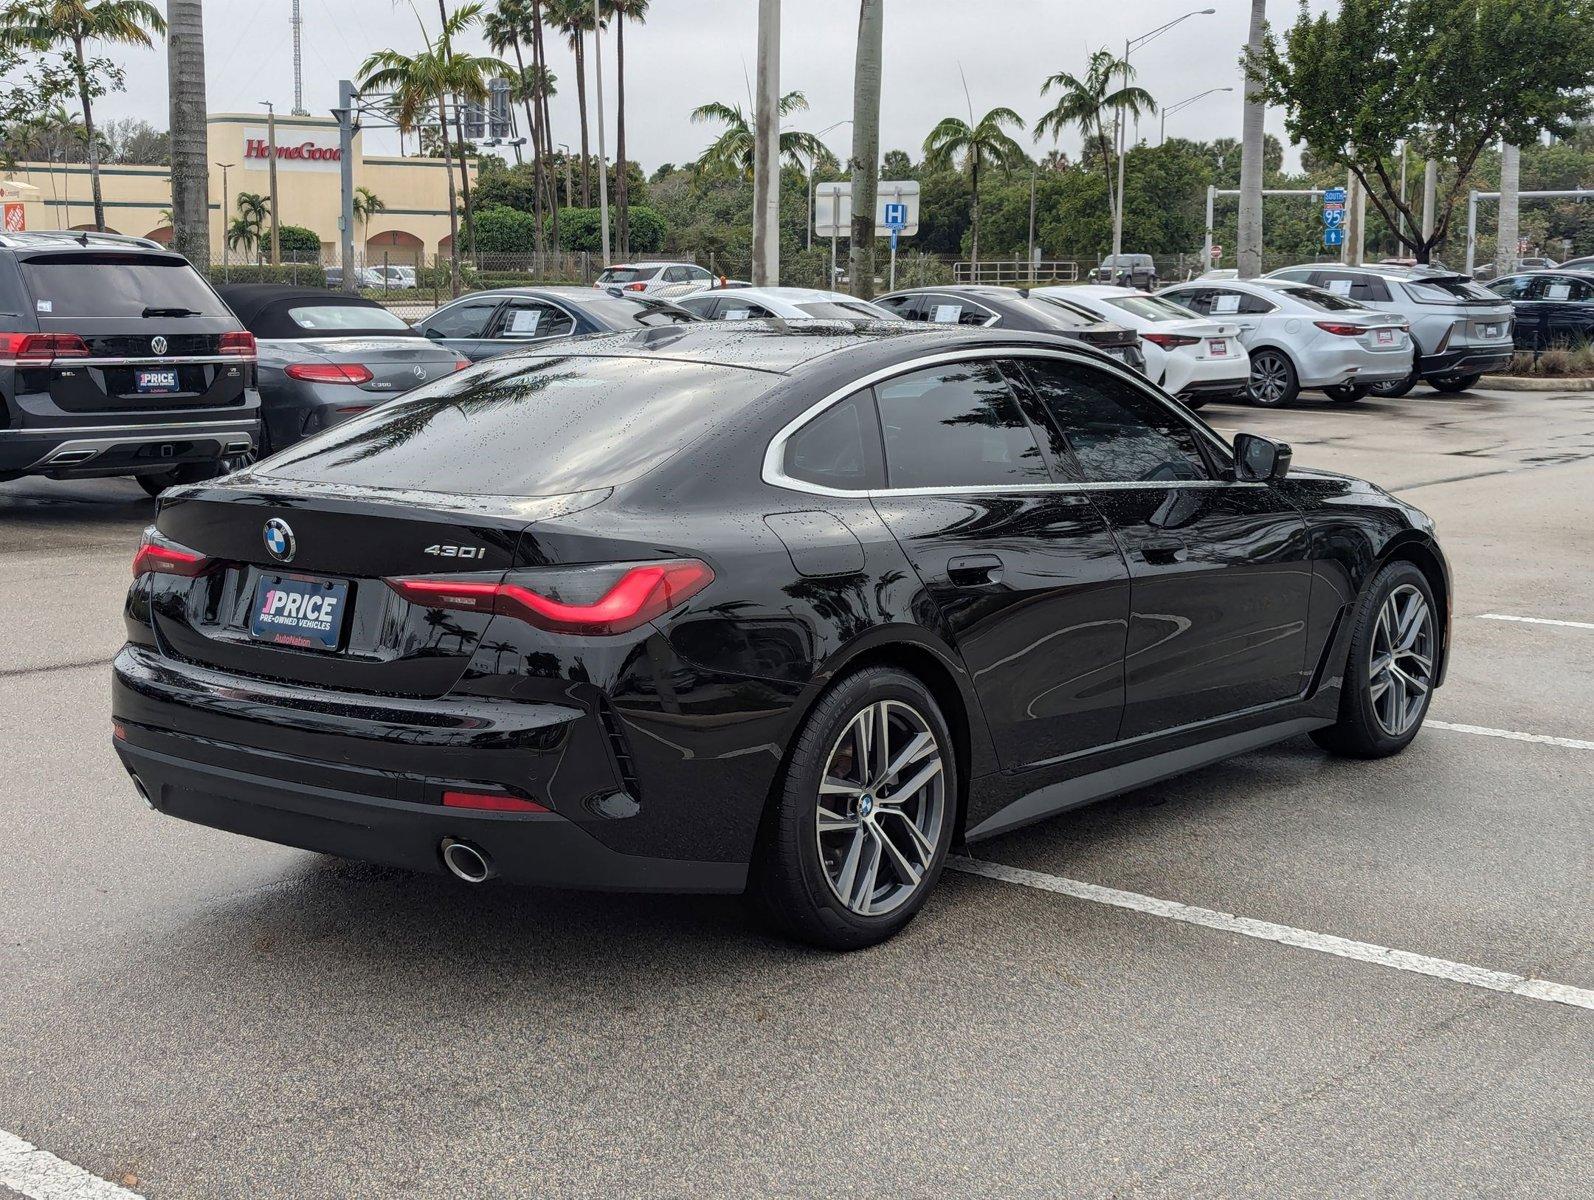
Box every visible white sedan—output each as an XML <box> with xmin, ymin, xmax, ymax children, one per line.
<box><xmin>672</xmin><ymin>286</ymin><xmax>902</xmax><ymax>322</ymax></box>
<box><xmin>1032</xmin><ymin>284</ymin><xmax>1248</xmax><ymax>408</ymax></box>
<box><xmin>1158</xmin><ymin>278</ymin><xmax>1412</xmax><ymax>407</ymax></box>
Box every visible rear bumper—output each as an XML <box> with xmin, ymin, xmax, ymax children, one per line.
<box><xmin>0</xmin><ymin>417</ymin><xmax>259</xmax><ymax>477</ymax></box>
<box><xmin>111</xmin><ymin>644</ymin><xmax>749</xmax><ymax>893</ymax></box>
<box><xmin>1418</xmin><ymin>347</ymin><xmax>1513</xmax><ymax>379</ymax></box>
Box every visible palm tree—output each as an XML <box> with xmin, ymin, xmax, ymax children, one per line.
<box><xmin>0</xmin><ymin>0</ymin><xmax>166</xmax><ymax>231</ymax></box>
<box><xmin>228</xmin><ymin>191</ymin><xmax>268</xmax><ymax>259</ymax></box>
<box><xmin>849</xmin><ymin>0</ymin><xmax>883</xmax><ymax>299</ymax></box>
<box><xmin>603</xmin><ymin>0</ymin><xmax>647</xmax><ymax>255</ymax></box>
<box><xmin>548</xmin><ymin>0</ymin><xmax>596</xmax><ymax>206</ymax></box>
<box><xmin>353</xmin><ymin>186</ymin><xmax>386</xmax><ymax>242</ymax></box>
<box><xmin>691</xmin><ymin>92</ymin><xmax>834</xmax><ymax>178</ymax></box>
<box><xmin>1034</xmin><ymin>49</ymin><xmax>1153</xmax><ymax>223</ymax></box>
<box><xmin>484</xmin><ymin>0</ymin><xmax>547</xmax><ymax>256</ymax></box>
<box><xmin>359</xmin><ymin>7</ymin><xmax>503</xmax><ymax>293</ymax></box>
<box><xmin>922</xmin><ymin>106</ymin><xmax>1028</xmax><ymax>269</ymax></box>
<box><xmin>166</xmin><ymin>0</ymin><xmax>207</xmax><ymax>262</ymax></box>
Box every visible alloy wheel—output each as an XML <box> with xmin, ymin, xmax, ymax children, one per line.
<box><xmin>814</xmin><ymin>699</ymin><xmax>946</xmax><ymax>917</ymax></box>
<box><xmin>1368</xmin><ymin>584</ymin><xmax>1435</xmax><ymax>737</ymax></box>
<box><xmin>1249</xmin><ymin>353</ymin><xmax>1290</xmax><ymax>404</ymax></box>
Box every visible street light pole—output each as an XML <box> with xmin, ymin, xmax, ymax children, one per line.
<box><xmin>1158</xmin><ymin>87</ymin><xmax>1233</xmax><ymax>146</ymax></box>
<box><xmin>1113</xmin><ymin>8</ymin><xmax>1215</xmax><ymax>263</ymax></box>
<box><xmin>260</xmin><ymin>100</ymin><xmax>280</xmax><ymax>266</ymax></box>
<box><xmin>592</xmin><ymin>0</ymin><xmax>610</xmax><ymax>265</ymax></box>
<box><xmin>215</xmin><ymin>162</ymin><xmax>233</xmax><ymax>269</ymax></box>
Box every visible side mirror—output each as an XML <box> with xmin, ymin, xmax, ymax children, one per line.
<box><xmin>1233</xmin><ymin>432</ymin><xmax>1292</xmax><ymax>482</ymax></box>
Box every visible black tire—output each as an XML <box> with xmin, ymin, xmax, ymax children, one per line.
<box><xmin>1311</xmin><ymin>560</ymin><xmax>1438</xmax><ymax>759</ymax></box>
<box><xmin>750</xmin><ymin>666</ymin><xmax>957</xmax><ymax>950</ymax></box>
<box><xmin>1246</xmin><ymin>348</ymin><xmax>1299</xmax><ymax>407</ymax></box>
<box><xmin>1368</xmin><ymin>352</ymin><xmax>1420</xmax><ymax>398</ymax></box>
<box><xmin>1429</xmin><ymin>373</ymin><xmax>1482</xmax><ymax>394</ymax></box>
<box><xmin>1323</xmin><ymin>384</ymin><xmax>1370</xmax><ymax>403</ymax></box>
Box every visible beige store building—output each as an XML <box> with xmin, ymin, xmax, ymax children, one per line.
<box><xmin>5</xmin><ymin>113</ymin><xmax>469</xmax><ymax>266</ymax></box>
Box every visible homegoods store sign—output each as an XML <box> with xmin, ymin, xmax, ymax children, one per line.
<box><xmin>241</xmin><ymin>128</ymin><xmax>341</xmax><ymax>172</ymax></box>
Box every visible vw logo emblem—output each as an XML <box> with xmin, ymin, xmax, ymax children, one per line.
<box><xmin>150</xmin><ymin>335</ymin><xmax>168</xmax><ymax>356</ymax></box>
<box><xmin>412</xmin><ymin>365</ymin><xmax>427</xmax><ymax>380</ymax></box>
<box><xmin>263</xmin><ymin>518</ymin><xmax>295</xmax><ymax>562</ymax></box>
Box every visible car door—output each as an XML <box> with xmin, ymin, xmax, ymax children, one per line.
<box><xmin>485</xmin><ymin>296</ymin><xmax>578</xmax><ymax>352</ymax></box>
<box><xmin>1535</xmin><ymin>274</ymin><xmax>1594</xmax><ymax>346</ymax></box>
<box><xmin>415</xmin><ymin>295</ymin><xmax>506</xmax><ymax>362</ymax></box>
<box><xmin>1017</xmin><ymin>355</ymin><xmax>1313</xmax><ymax>738</ymax></box>
<box><xmin>865</xmin><ymin>357</ymin><xmax>1132</xmax><ymax>769</ymax></box>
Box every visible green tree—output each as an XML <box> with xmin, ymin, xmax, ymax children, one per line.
<box><xmin>604</xmin><ymin>0</ymin><xmax>648</xmax><ymax>255</ymax></box>
<box><xmin>0</xmin><ymin>0</ymin><xmax>164</xmax><ymax>231</ymax></box>
<box><xmin>353</xmin><ymin>186</ymin><xmax>385</xmax><ymax>242</ymax></box>
<box><xmin>548</xmin><ymin>0</ymin><xmax>597</xmax><ymax>205</ymax></box>
<box><xmin>1255</xmin><ymin>0</ymin><xmax>1594</xmax><ymax>262</ymax></box>
<box><xmin>278</xmin><ymin>224</ymin><xmax>321</xmax><ymax>261</ymax></box>
<box><xmin>691</xmin><ymin>92</ymin><xmax>834</xmax><ymax>178</ymax></box>
<box><xmin>553</xmin><ymin>203</ymin><xmax>665</xmax><ymax>253</ymax></box>
<box><xmin>922</xmin><ymin>106</ymin><xmax>1027</xmax><ymax>267</ymax></box>
<box><xmin>1034</xmin><ymin>49</ymin><xmax>1154</xmax><ymax>227</ymax></box>
<box><xmin>484</xmin><ymin>0</ymin><xmax>548</xmax><ymax>256</ymax></box>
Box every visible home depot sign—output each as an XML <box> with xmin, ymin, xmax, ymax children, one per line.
<box><xmin>241</xmin><ymin>128</ymin><xmax>341</xmax><ymax>172</ymax></box>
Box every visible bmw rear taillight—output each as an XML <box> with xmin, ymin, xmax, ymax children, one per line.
<box><xmin>1142</xmin><ymin>332</ymin><xmax>1199</xmax><ymax>349</ymax></box>
<box><xmin>218</xmin><ymin>331</ymin><xmax>257</xmax><ymax>358</ymax></box>
<box><xmin>285</xmin><ymin>362</ymin><xmax>374</xmax><ymax>384</ymax></box>
<box><xmin>385</xmin><ymin>559</ymin><xmax>714</xmax><ymax>636</ymax></box>
<box><xmin>132</xmin><ymin>528</ymin><xmax>211</xmax><ymax>577</ymax></box>
<box><xmin>0</xmin><ymin>333</ymin><xmax>90</xmax><ymax>362</ymax></box>
<box><xmin>1314</xmin><ymin>322</ymin><xmax>1367</xmax><ymax>337</ymax></box>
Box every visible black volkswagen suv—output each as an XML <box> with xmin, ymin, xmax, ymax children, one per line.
<box><xmin>114</xmin><ymin>323</ymin><xmax>1449</xmax><ymax>949</ymax></box>
<box><xmin>0</xmin><ymin>231</ymin><xmax>260</xmax><ymax>494</ymax></box>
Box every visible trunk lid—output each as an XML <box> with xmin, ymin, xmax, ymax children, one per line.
<box><xmin>148</xmin><ymin>479</ymin><xmax>605</xmax><ymax>698</ymax></box>
<box><xmin>262</xmin><ymin>335</ymin><xmax>466</xmax><ymax>397</ymax></box>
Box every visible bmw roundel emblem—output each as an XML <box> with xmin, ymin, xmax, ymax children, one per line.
<box><xmin>150</xmin><ymin>335</ymin><xmax>168</xmax><ymax>356</ymax></box>
<box><xmin>263</xmin><ymin>518</ymin><xmax>296</xmax><ymax>562</ymax></box>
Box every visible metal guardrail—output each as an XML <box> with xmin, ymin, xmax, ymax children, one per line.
<box><xmin>954</xmin><ymin>260</ymin><xmax>1080</xmax><ymax>286</ymax></box>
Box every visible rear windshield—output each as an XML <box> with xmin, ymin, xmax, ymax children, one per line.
<box><xmin>1265</xmin><ymin>283</ymin><xmax>1368</xmax><ymax>312</ymax></box>
<box><xmin>1033</xmin><ymin>295</ymin><xmax>1107</xmax><ymax>323</ymax></box>
<box><xmin>1016</xmin><ymin>297</ymin><xmax>1089</xmax><ymax>327</ymax></box>
<box><xmin>284</xmin><ymin>304</ymin><xmax>415</xmax><ymax>334</ymax></box>
<box><xmin>1404</xmin><ymin>276</ymin><xmax>1499</xmax><ymax>303</ymax></box>
<box><xmin>1101</xmin><ymin>294</ymin><xmax>1198</xmax><ymax>322</ymax></box>
<box><xmin>597</xmin><ymin>266</ymin><xmax>662</xmax><ymax>283</ymax></box>
<box><xmin>20</xmin><ymin>254</ymin><xmax>230</xmax><ymax>319</ymax></box>
<box><xmin>263</xmin><ymin>354</ymin><xmax>772</xmax><ymax>496</ymax></box>
<box><xmin>795</xmin><ymin>301</ymin><xmax>890</xmax><ymax>320</ymax></box>
<box><xmin>582</xmin><ymin>295</ymin><xmax>697</xmax><ymax>327</ymax></box>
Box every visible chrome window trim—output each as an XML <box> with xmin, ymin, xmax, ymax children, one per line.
<box><xmin>903</xmin><ymin>292</ymin><xmax>1000</xmax><ymax>328</ymax></box>
<box><xmin>45</xmin><ymin>354</ymin><xmax>247</xmax><ymax>367</ymax></box>
<box><xmin>761</xmin><ymin>345</ymin><xmax>1243</xmax><ymax>499</ymax></box>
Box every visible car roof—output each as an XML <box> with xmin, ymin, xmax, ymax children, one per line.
<box><xmin>697</xmin><ymin>286</ymin><xmax>865</xmax><ymax>304</ymax></box>
<box><xmin>885</xmin><ymin>284</ymin><xmax>1023</xmax><ymax>298</ymax></box>
<box><xmin>493</xmin><ymin>320</ymin><xmax>1105</xmax><ymax>375</ymax></box>
<box><xmin>601</xmin><ymin>261</ymin><xmax>695</xmax><ymax>270</ymax></box>
<box><xmin>0</xmin><ymin>230</ymin><xmax>167</xmax><ymax>254</ymax></box>
<box><xmin>1054</xmin><ymin>284</ymin><xmax>1147</xmax><ymax>299</ymax></box>
<box><xmin>1271</xmin><ymin>262</ymin><xmax>1468</xmax><ymax>283</ymax></box>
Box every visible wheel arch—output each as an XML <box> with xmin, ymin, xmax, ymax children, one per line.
<box><xmin>1375</xmin><ymin>532</ymin><xmax>1452</xmax><ymax>686</ymax></box>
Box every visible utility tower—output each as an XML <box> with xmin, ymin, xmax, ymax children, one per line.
<box><xmin>290</xmin><ymin>1</ymin><xmax>308</xmax><ymax>116</ymax></box>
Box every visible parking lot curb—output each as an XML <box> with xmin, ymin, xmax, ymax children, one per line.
<box><xmin>1480</xmin><ymin>374</ymin><xmax>1594</xmax><ymax>392</ymax></box>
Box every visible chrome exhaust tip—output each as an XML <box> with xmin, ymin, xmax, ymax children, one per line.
<box><xmin>440</xmin><ymin>837</ymin><xmax>494</xmax><ymax>883</ymax></box>
<box><xmin>132</xmin><ymin>776</ymin><xmax>157</xmax><ymax>811</ymax></box>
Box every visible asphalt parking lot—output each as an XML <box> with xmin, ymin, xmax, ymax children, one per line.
<box><xmin>2</xmin><ymin>385</ymin><xmax>1591</xmax><ymax>1198</ymax></box>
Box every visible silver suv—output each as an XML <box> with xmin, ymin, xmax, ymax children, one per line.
<box><xmin>1266</xmin><ymin>263</ymin><xmax>1513</xmax><ymax>395</ymax></box>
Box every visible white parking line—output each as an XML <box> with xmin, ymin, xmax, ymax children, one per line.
<box><xmin>1477</xmin><ymin>613</ymin><xmax>1594</xmax><ymax>631</ymax></box>
<box><xmin>0</xmin><ymin>1130</ymin><xmax>143</xmax><ymax>1200</ymax></box>
<box><xmin>948</xmin><ymin>858</ymin><xmax>1594</xmax><ymax>1011</ymax></box>
<box><xmin>1427</xmin><ymin>719</ymin><xmax>1594</xmax><ymax>751</ymax></box>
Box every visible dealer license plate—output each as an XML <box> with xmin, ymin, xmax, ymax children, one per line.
<box><xmin>136</xmin><ymin>368</ymin><xmax>179</xmax><ymax>393</ymax></box>
<box><xmin>249</xmin><ymin>574</ymin><xmax>350</xmax><ymax>651</ymax></box>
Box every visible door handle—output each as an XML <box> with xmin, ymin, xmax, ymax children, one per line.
<box><xmin>947</xmin><ymin>554</ymin><xmax>1004</xmax><ymax>587</ymax></box>
<box><xmin>1143</xmin><ymin>536</ymin><xmax>1188</xmax><ymax>564</ymax></box>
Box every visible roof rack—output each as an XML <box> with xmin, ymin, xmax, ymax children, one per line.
<box><xmin>0</xmin><ymin>230</ymin><xmax>167</xmax><ymax>251</ymax></box>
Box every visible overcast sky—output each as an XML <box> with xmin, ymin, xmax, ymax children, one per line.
<box><xmin>100</xmin><ymin>0</ymin><xmax>1336</xmax><ymax>169</ymax></box>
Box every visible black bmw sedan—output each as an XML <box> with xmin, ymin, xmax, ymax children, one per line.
<box><xmin>113</xmin><ymin>323</ymin><xmax>1450</xmax><ymax>949</ymax></box>
<box><xmin>874</xmin><ymin>284</ymin><xmax>1148</xmax><ymax>375</ymax></box>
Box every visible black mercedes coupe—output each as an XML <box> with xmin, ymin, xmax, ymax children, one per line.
<box><xmin>113</xmin><ymin>322</ymin><xmax>1449</xmax><ymax>949</ymax></box>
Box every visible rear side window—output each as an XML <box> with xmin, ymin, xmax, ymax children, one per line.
<box><xmin>1020</xmin><ymin>358</ymin><xmax>1208</xmax><ymax>484</ymax></box>
<box><xmin>265</xmin><ymin>356</ymin><xmax>773</xmax><ymax>496</ymax></box>
<box><xmin>491</xmin><ymin>299</ymin><xmax>576</xmax><ymax>339</ymax></box>
<box><xmin>1313</xmin><ymin>272</ymin><xmax>1391</xmax><ymax>303</ymax></box>
<box><xmin>285</xmin><ymin>304</ymin><xmax>414</xmax><ymax>333</ymax></box>
<box><xmin>782</xmin><ymin>390</ymin><xmax>884</xmax><ymax>490</ymax></box>
<box><xmin>19</xmin><ymin>254</ymin><xmax>229</xmax><ymax>319</ymax></box>
<box><xmin>422</xmin><ymin>298</ymin><xmax>501</xmax><ymax>339</ymax></box>
<box><xmin>874</xmin><ymin>362</ymin><xmax>1049</xmax><ymax>489</ymax></box>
